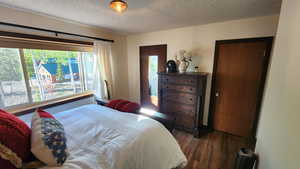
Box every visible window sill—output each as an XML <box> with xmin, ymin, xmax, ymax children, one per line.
<box><xmin>5</xmin><ymin>91</ymin><xmax>94</xmax><ymax>116</ymax></box>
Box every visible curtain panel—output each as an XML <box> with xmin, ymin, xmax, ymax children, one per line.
<box><xmin>91</xmin><ymin>41</ymin><xmax>113</xmax><ymax>99</ymax></box>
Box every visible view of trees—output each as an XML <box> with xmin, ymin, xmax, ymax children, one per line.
<box><xmin>0</xmin><ymin>48</ymin><xmax>23</xmax><ymax>81</ymax></box>
<box><xmin>0</xmin><ymin>48</ymin><xmax>26</xmax><ymax>107</ymax></box>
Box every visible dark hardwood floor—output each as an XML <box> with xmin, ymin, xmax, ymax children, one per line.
<box><xmin>173</xmin><ymin>130</ymin><xmax>255</xmax><ymax>169</ymax></box>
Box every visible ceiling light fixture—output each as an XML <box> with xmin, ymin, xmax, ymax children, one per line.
<box><xmin>110</xmin><ymin>0</ymin><xmax>128</xmax><ymax>13</ymax></box>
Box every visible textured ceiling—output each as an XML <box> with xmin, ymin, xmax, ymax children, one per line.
<box><xmin>0</xmin><ymin>0</ymin><xmax>282</xmax><ymax>35</ymax></box>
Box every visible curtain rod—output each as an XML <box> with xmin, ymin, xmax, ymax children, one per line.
<box><xmin>0</xmin><ymin>22</ymin><xmax>114</xmax><ymax>43</ymax></box>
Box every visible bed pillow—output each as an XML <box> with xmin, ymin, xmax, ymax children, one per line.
<box><xmin>105</xmin><ymin>99</ymin><xmax>122</xmax><ymax>109</ymax></box>
<box><xmin>115</xmin><ymin>100</ymin><xmax>131</xmax><ymax>111</ymax></box>
<box><xmin>31</xmin><ymin>109</ymin><xmax>68</xmax><ymax>166</ymax></box>
<box><xmin>119</xmin><ymin>102</ymin><xmax>141</xmax><ymax>113</ymax></box>
<box><xmin>0</xmin><ymin>109</ymin><xmax>31</xmax><ymax>169</ymax></box>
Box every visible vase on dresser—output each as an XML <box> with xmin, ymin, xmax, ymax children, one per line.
<box><xmin>178</xmin><ymin>61</ymin><xmax>190</xmax><ymax>73</ymax></box>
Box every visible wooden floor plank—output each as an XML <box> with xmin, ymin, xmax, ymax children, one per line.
<box><xmin>174</xmin><ymin>130</ymin><xmax>255</xmax><ymax>169</ymax></box>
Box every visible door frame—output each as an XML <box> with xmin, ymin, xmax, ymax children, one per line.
<box><xmin>139</xmin><ymin>44</ymin><xmax>167</xmax><ymax>110</ymax></box>
<box><xmin>208</xmin><ymin>37</ymin><xmax>274</xmax><ymax>137</ymax></box>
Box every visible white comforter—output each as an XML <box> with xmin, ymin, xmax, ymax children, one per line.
<box><xmin>22</xmin><ymin>104</ymin><xmax>187</xmax><ymax>169</ymax></box>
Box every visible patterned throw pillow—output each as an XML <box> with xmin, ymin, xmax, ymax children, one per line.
<box><xmin>0</xmin><ymin>109</ymin><xmax>31</xmax><ymax>169</ymax></box>
<box><xmin>31</xmin><ymin>109</ymin><xmax>68</xmax><ymax>166</ymax></box>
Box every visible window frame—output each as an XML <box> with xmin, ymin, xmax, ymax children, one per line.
<box><xmin>0</xmin><ymin>31</ymin><xmax>94</xmax><ymax>112</ymax></box>
<box><xmin>6</xmin><ymin>91</ymin><xmax>93</xmax><ymax>115</ymax></box>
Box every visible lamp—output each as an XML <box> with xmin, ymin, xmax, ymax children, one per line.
<box><xmin>110</xmin><ymin>0</ymin><xmax>128</xmax><ymax>13</ymax></box>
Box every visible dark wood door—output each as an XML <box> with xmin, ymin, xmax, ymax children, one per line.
<box><xmin>210</xmin><ymin>37</ymin><xmax>273</xmax><ymax>137</ymax></box>
<box><xmin>140</xmin><ymin>45</ymin><xmax>167</xmax><ymax>110</ymax></box>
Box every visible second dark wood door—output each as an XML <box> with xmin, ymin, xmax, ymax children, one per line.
<box><xmin>140</xmin><ymin>45</ymin><xmax>167</xmax><ymax>111</ymax></box>
<box><xmin>210</xmin><ymin>37</ymin><xmax>273</xmax><ymax>137</ymax></box>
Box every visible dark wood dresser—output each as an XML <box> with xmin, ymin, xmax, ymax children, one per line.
<box><xmin>158</xmin><ymin>72</ymin><xmax>208</xmax><ymax>137</ymax></box>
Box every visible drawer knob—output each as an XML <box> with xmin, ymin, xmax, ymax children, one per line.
<box><xmin>190</xmin><ymin>88</ymin><xmax>193</xmax><ymax>91</ymax></box>
<box><xmin>190</xmin><ymin>98</ymin><xmax>193</xmax><ymax>101</ymax></box>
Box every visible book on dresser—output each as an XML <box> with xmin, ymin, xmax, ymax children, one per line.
<box><xmin>158</xmin><ymin>72</ymin><xmax>208</xmax><ymax>137</ymax></box>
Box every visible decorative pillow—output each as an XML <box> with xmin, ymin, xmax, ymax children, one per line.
<box><xmin>118</xmin><ymin>102</ymin><xmax>141</xmax><ymax>113</ymax></box>
<box><xmin>0</xmin><ymin>109</ymin><xmax>31</xmax><ymax>169</ymax></box>
<box><xmin>31</xmin><ymin>109</ymin><xmax>68</xmax><ymax>166</ymax></box>
<box><xmin>105</xmin><ymin>99</ymin><xmax>122</xmax><ymax>109</ymax></box>
<box><xmin>115</xmin><ymin>100</ymin><xmax>131</xmax><ymax>111</ymax></box>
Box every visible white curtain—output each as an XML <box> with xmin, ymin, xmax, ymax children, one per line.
<box><xmin>91</xmin><ymin>41</ymin><xmax>113</xmax><ymax>99</ymax></box>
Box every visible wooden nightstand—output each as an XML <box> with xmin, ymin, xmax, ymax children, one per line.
<box><xmin>139</xmin><ymin>108</ymin><xmax>175</xmax><ymax>132</ymax></box>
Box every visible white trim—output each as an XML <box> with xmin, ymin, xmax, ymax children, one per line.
<box><xmin>4</xmin><ymin>91</ymin><xmax>94</xmax><ymax>114</ymax></box>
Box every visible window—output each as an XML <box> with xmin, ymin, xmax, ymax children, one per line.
<box><xmin>23</xmin><ymin>49</ymin><xmax>85</xmax><ymax>102</ymax></box>
<box><xmin>0</xmin><ymin>47</ymin><xmax>94</xmax><ymax>109</ymax></box>
<box><xmin>0</xmin><ymin>48</ymin><xmax>28</xmax><ymax>107</ymax></box>
<box><xmin>148</xmin><ymin>55</ymin><xmax>158</xmax><ymax>106</ymax></box>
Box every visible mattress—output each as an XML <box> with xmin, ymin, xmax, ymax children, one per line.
<box><xmin>20</xmin><ymin>104</ymin><xmax>187</xmax><ymax>169</ymax></box>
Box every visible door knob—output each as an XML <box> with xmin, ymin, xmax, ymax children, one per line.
<box><xmin>215</xmin><ymin>92</ymin><xmax>219</xmax><ymax>97</ymax></box>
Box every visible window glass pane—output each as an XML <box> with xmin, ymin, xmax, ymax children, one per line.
<box><xmin>148</xmin><ymin>55</ymin><xmax>158</xmax><ymax>106</ymax></box>
<box><xmin>0</xmin><ymin>48</ymin><xmax>28</xmax><ymax>108</ymax></box>
<box><xmin>23</xmin><ymin>49</ymin><xmax>85</xmax><ymax>102</ymax></box>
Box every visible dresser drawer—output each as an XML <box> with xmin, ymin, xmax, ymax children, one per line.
<box><xmin>161</xmin><ymin>76</ymin><xmax>197</xmax><ymax>86</ymax></box>
<box><xmin>162</xmin><ymin>83</ymin><xmax>197</xmax><ymax>94</ymax></box>
<box><xmin>162</xmin><ymin>101</ymin><xmax>196</xmax><ymax>116</ymax></box>
<box><xmin>162</xmin><ymin>92</ymin><xmax>197</xmax><ymax>105</ymax></box>
<box><xmin>175</xmin><ymin>114</ymin><xmax>195</xmax><ymax>130</ymax></box>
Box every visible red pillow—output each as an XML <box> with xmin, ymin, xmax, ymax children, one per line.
<box><xmin>0</xmin><ymin>109</ymin><xmax>31</xmax><ymax>169</ymax></box>
<box><xmin>105</xmin><ymin>99</ymin><xmax>122</xmax><ymax>109</ymax></box>
<box><xmin>115</xmin><ymin>100</ymin><xmax>131</xmax><ymax>111</ymax></box>
<box><xmin>119</xmin><ymin>102</ymin><xmax>141</xmax><ymax>113</ymax></box>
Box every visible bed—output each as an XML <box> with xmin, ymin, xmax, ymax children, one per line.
<box><xmin>20</xmin><ymin>104</ymin><xmax>187</xmax><ymax>169</ymax></box>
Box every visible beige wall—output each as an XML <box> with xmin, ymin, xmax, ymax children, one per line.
<box><xmin>126</xmin><ymin>15</ymin><xmax>279</xmax><ymax>125</ymax></box>
<box><xmin>256</xmin><ymin>1</ymin><xmax>299</xmax><ymax>169</ymax></box>
<box><xmin>0</xmin><ymin>6</ymin><xmax>129</xmax><ymax>99</ymax></box>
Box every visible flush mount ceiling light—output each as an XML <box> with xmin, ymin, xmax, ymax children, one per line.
<box><xmin>110</xmin><ymin>0</ymin><xmax>128</xmax><ymax>13</ymax></box>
